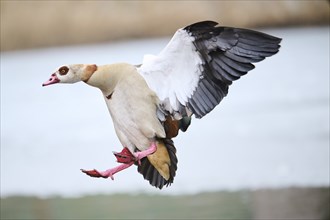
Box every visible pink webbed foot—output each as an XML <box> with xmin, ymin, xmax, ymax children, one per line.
<box><xmin>113</xmin><ymin>147</ymin><xmax>136</xmax><ymax>164</ymax></box>
<box><xmin>81</xmin><ymin>169</ymin><xmax>110</xmax><ymax>179</ymax></box>
<box><xmin>113</xmin><ymin>143</ymin><xmax>157</xmax><ymax>165</ymax></box>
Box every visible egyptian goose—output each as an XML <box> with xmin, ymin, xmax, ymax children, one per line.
<box><xmin>43</xmin><ymin>21</ymin><xmax>281</xmax><ymax>189</ymax></box>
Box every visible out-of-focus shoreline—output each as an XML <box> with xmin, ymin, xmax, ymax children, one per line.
<box><xmin>1</xmin><ymin>187</ymin><xmax>329</xmax><ymax>219</ymax></box>
<box><xmin>1</xmin><ymin>1</ymin><xmax>329</xmax><ymax>51</ymax></box>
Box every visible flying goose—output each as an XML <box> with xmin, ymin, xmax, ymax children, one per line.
<box><xmin>43</xmin><ymin>21</ymin><xmax>281</xmax><ymax>189</ymax></box>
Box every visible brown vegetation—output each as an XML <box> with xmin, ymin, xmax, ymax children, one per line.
<box><xmin>1</xmin><ymin>1</ymin><xmax>329</xmax><ymax>51</ymax></box>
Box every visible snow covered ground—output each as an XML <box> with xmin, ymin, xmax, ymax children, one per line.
<box><xmin>1</xmin><ymin>27</ymin><xmax>329</xmax><ymax>197</ymax></box>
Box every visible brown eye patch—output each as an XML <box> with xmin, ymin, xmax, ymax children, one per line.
<box><xmin>58</xmin><ymin>66</ymin><xmax>69</xmax><ymax>76</ymax></box>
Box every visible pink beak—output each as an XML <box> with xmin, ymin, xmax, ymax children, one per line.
<box><xmin>42</xmin><ymin>73</ymin><xmax>60</xmax><ymax>86</ymax></box>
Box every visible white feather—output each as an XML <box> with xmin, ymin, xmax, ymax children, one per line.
<box><xmin>138</xmin><ymin>28</ymin><xmax>203</xmax><ymax>115</ymax></box>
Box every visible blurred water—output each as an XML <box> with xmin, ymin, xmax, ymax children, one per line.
<box><xmin>1</xmin><ymin>27</ymin><xmax>329</xmax><ymax>198</ymax></box>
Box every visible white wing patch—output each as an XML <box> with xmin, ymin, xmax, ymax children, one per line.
<box><xmin>137</xmin><ymin>29</ymin><xmax>203</xmax><ymax>117</ymax></box>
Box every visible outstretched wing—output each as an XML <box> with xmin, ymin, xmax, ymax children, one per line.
<box><xmin>138</xmin><ymin>21</ymin><xmax>281</xmax><ymax>119</ymax></box>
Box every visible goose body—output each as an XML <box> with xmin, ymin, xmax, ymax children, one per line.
<box><xmin>43</xmin><ymin>21</ymin><xmax>281</xmax><ymax>189</ymax></box>
<box><xmin>87</xmin><ymin>63</ymin><xmax>165</xmax><ymax>152</ymax></box>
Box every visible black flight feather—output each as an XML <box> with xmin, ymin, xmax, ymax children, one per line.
<box><xmin>183</xmin><ymin>21</ymin><xmax>281</xmax><ymax>118</ymax></box>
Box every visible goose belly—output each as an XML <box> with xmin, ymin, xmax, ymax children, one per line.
<box><xmin>103</xmin><ymin>88</ymin><xmax>164</xmax><ymax>153</ymax></box>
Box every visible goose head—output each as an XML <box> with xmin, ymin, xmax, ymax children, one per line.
<box><xmin>42</xmin><ymin>64</ymin><xmax>97</xmax><ymax>86</ymax></box>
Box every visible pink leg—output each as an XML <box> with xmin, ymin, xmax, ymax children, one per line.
<box><xmin>81</xmin><ymin>142</ymin><xmax>157</xmax><ymax>180</ymax></box>
<box><xmin>81</xmin><ymin>161</ymin><xmax>134</xmax><ymax>180</ymax></box>
<box><xmin>133</xmin><ymin>142</ymin><xmax>157</xmax><ymax>161</ymax></box>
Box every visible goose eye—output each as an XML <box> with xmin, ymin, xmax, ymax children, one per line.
<box><xmin>59</xmin><ymin>66</ymin><xmax>69</xmax><ymax>75</ymax></box>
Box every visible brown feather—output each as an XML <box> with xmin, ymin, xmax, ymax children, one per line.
<box><xmin>147</xmin><ymin>140</ymin><xmax>171</xmax><ymax>180</ymax></box>
<box><xmin>82</xmin><ymin>64</ymin><xmax>97</xmax><ymax>82</ymax></box>
<box><xmin>137</xmin><ymin>117</ymin><xmax>180</xmax><ymax>188</ymax></box>
<box><xmin>164</xmin><ymin>116</ymin><xmax>180</xmax><ymax>138</ymax></box>
<box><xmin>137</xmin><ymin>138</ymin><xmax>177</xmax><ymax>189</ymax></box>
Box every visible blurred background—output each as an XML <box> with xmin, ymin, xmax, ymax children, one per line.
<box><xmin>1</xmin><ymin>0</ymin><xmax>329</xmax><ymax>51</ymax></box>
<box><xmin>1</xmin><ymin>0</ymin><xmax>329</xmax><ymax>219</ymax></box>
